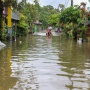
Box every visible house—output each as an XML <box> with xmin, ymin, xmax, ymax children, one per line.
<box><xmin>33</xmin><ymin>20</ymin><xmax>42</xmax><ymax>31</ymax></box>
<box><xmin>4</xmin><ymin>6</ymin><xmax>20</xmax><ymax>40</ymax></box>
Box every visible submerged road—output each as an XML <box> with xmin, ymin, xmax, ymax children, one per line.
<box><xmin>0</xmin><ymin>31</ymin><xmax>90</xmax><ymax>90</ymax></box>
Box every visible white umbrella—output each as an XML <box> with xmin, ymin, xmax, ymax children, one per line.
<box><xmin>48</xmin><ymin>26</ymin><xmax>52</xmax><ymax>30</ymax></box>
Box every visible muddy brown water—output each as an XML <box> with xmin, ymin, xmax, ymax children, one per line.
<box><xmin>0</xmin><ymin>31</ymin><xmax>90</xmax><ymax>90</ymax></box>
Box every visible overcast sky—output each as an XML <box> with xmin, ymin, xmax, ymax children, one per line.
<box><xmin>26</xmin><ymin>0</ymin><xmax>90</xmax><ymax>8</ymax></box>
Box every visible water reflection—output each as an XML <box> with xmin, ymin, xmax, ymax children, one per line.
<box><xmin>0</xmin><ymin>32</ymin><xmax>90</xmax><ymax>90</ymax></box>
<box><xmin>57</xmin><ymin>36</ymin><xmax>90</xmax><ymax>90</ymax></box>
<box><xmin>0</xmin><ymin>44</ymin><xmax>17</xmax><ymax>90</ymax></box>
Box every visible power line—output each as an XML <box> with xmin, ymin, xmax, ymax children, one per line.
<box><xmin>49</xmin><ymin>0</ymin><xmax>57</xmax><ymax>4</ymax></box>
<box><xmin>40</xmin><ymin>0</ymin><xmax>69</xmax><ymax>8</ymax></box>
<box><xmin>48</xmin><ymin>0</ymin><xmax>59</xmax><ymax>8</ymax></box>
<box><xmin>39</xmin><ymin>0</ymin><xmax>56</xmax><ymax>5</ymax></box>
<box><xmin>65</xmin><ymin>0</ymin><xmax>70</xmax><ymax>7</ymax></box>
<box><xmin>40</xmin><ymin>0</ymin><xmax>61</xmax><ymax>8</ymax></box>
<box><xmin>65</xmin><ymin>0</ymin><xmax>68</xmax><ymax>7</ymax></box>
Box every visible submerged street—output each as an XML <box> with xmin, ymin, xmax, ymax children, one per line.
<box><xmin>0</xmin><ymin>31</ymin><xmax>90</xmax><ymax>90</ymax></box>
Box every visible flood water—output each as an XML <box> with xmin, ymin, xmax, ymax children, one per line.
<box><xmin>0</xmin><ymin>31</ymin><xmax>90</xmax><ymax>90</ymax></box>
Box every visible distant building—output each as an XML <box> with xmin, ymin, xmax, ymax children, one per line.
<box><xmin>33</xmin><ymin>20</ymin><xmax>42</xmax><ymax>31</ymax></box>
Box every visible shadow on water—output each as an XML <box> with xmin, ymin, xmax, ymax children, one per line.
<box><xmin>0</xmin><ymin>31</ymin><xmax>90</xmax><ymax>90</ymax></box>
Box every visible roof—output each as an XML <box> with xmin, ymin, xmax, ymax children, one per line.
<box><xmin>33</xmin><ymin>22</ymin><xmax>42</xmax><ymax>25</ymax></box>
<box><xmin>33</xmin><ymin>20</ymin><xmax>42</xmax><ymax>25</ymax></box>
<box><xmin>12</xmin><ymin>12</ymin><xmax>20</xmax><ymax>21</ymax></box>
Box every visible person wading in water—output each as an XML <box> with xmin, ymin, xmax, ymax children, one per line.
<box><xmin>46</xmin><ymin>25</ymin><xmax>52</xmax><ymax>36</ymax></box>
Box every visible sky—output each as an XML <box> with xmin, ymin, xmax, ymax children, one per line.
<box><xmin>26</xmin><ymin>0</ymin><xmax>90</xmax><ymax>9</ymax></box>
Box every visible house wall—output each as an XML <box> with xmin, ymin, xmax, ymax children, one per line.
<box><xmin>7</xmin><ymin>6</ymin><xmax>12</xmax><ymax>27</ymax></box>
<box><xmin>3</xmin><ymin>2</ymin><xmax>20</xmax><ymax>40</ymax></box>
<box><xmin>6</xmin><ymin>6</ymin><xmax>12</xmax><ymax>40</ymax></box>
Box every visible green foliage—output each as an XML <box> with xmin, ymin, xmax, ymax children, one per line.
<box><xmin>4</xmin><ymin>0</ymin><xmax>17</xmax><ymax>8</ymax></box>
<box><xmin>48</xmin><ymin>13</ymin><xmax>60</xmax><ymax>26</ymax></box>
<box><xmin>36</xmin><ymin>5</ymin><xmax>60</xmax><ymax>26</ymax></box>
<box><xmin>78</xmin><ymin>25</ymin><xmax>86</xmax><ymax>38</ymax></box>
<box><xmin>17</xmin><ymin>13</ymin><xmax>28</xmax><ymax>36</ymax></box>
<box><xmin>58</xmin><ymin>4</ymin><xmax>65</xmax><ymax>12</ymax></box>
<box><xmin>59</xmin><ymin>6</ymin><xmax>82</xmax><ymax>24</ymax></box>
<box><xmin>18</xmin><ymin>13</ymin><xmax>28</xmax><ymax>27</ymax></box>
<box><xmin>59</xmin><ymin>6</ymin><xmax>88</xmax><ymax>39</ymax></box>
<box><xmin>15</xmin><ymin>0</ymin><xmax>60</xmax><ymax>28</ymax></box>
<box><xmin>0</xmin><ymin>0</ymin><xmax>62</xmax><ymax>39</ymax></box>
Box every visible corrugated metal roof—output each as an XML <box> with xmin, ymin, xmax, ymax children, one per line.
<box><xmin>12</xmin><ymin>12</ymin><xmax>20</xmax><ymax>20</ymax></box>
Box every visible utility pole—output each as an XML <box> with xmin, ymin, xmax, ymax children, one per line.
<box><xmin>71</xmin><ymin>0</ymin><xmax>73</xmax><ymax>6</ymax></box>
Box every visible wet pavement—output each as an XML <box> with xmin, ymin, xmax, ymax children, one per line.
<box><xmin>0</xmin><ymin>31</ymin><xmax>90</xmax><ymax>90</ymax></box>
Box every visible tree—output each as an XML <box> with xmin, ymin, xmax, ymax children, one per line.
<box><xmin>0</xmin><ymin>0</ymin><xmax>4</xmax><ymax>40</ymax></box>
<box><xmin>59</xmin><ymin>6</ymin><xmax>84</xmax><ymax>39</ymax></box>
<box><xmin>0</xmin><ymin>0</ymin><xmax>61</xmax><ymax>39</ymax></box>
<box><xmin>39</xmin><ymin>5</ymin><xmax>59</xmax><ymax>26</ymax></box>
<box><xmin>88</xmin><ymin>0</ymin><xmax>90</xmax><ymax>2</ymax></box>
<box><xmin>59</xmin><ymin>6</ymin><xmax>82</xmax><ymax>24</ymax></box>
<box><xmin>58</xmin><ymin>4</ymin><xmax>65</xmax><ymax>12</ymax></box>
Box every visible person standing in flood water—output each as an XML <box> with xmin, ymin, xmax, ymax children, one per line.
<box><xmin>47</xmin><ymin>25</ymin><xmax>52</xmax><ymax>31</ymax></box>
<box><xmin>32</xmin><ymin>25</ymin><xmax>37</xmax><ymax>33</ymax></box>
<box><xmin>46</xmin><ymin>25</ymin><xmax>52</xmax><ymax>36</ymax></box>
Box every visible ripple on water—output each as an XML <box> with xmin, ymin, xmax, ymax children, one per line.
<box><xmin>7</xmin><ymin>34</ymin><xmax>90</xmax><ymax>90</ymax></box>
